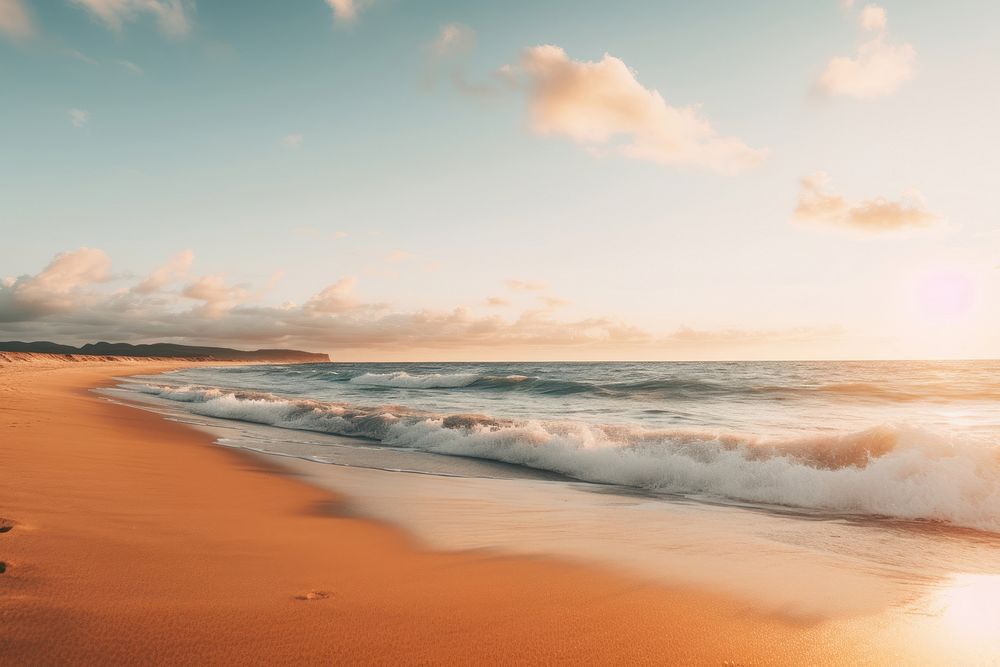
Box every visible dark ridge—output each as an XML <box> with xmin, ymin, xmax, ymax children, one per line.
<box><xmin>0</xmin><ymin>341</ymin><xmax>329</xmax><ymax>363</ymax></box>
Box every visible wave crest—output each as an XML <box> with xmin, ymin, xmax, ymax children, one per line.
<box><xmin>349</xmin><ymin>371</ymin><xmax>481</xmax><ymax>388</ymax></box>
<box><xmin>124</xmin><ymin>382</ymin><xmax>1000</xmax><ymax>533</ymax></box>
<box><xmin>334</xmin><ymin>369</ymin><xmax>1000</xmax><ymax>403</ymax></box>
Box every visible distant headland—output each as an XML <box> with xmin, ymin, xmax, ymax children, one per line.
<box><xmin>0</xmin><ymin>341</ymin><xmax>329</xmax><ymax>363</ymax></box>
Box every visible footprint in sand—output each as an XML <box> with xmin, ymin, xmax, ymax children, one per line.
<box><xmin>1</xmin><ymin>518</ymin><xmax>15</xmax><ymax>574</ymax></box>
<box><xmin>294</xmin><ymin>590</ymin><xmax>332</xmax><ymax>601</ymax></box>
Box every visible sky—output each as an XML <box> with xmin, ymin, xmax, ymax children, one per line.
<box><xmin>1</xmin><ymin>0</ymin><xmax>998</xmax><ymax>360</ymax></box>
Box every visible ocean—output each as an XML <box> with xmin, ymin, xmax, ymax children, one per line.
<box><xmin>102</xmin><ymin>360</ymin><xmax>1000</xmax><ymax>623</ymax></box>
<box><xmin>109</xmin><ymin>360</ymin><xmax>1000</xmax><ymax>531</ymax></box>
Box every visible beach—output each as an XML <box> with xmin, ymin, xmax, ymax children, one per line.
<box><xmin>5</xmin><ymin>1</ymin><xmax>997</xmax><ymax>662</ymax></box>
<box><xmin>1</xmin><ymin>355</ymin><xmax>997</xmax><ymax>665</ymax></box>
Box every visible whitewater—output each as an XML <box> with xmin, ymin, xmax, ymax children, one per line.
<box><xmin>111</xmin><ymin>360</ymin><xmax>1000</xmax><ymax>534</ymax></box>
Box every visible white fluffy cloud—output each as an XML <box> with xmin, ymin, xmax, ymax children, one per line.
<box><xmin>818</xmin><ymin>4</ymin><xmax>915</xmax><ymax>98</ymax></box>
<box><xmin>430</xmin><ymin>33</ymin><xmax>764</xmax><ymax>171</ymax></box>
<box><xmin>794</xmin><ymin>172</ymin><xmax>938</xmax><ymax>231</ymax></box>
<box><xmin>0</xmin><ymin>0</ymin><xmax>32</xmax><ymax>40</ymax></box>
<box><xmin>518</xmin><ymin>46</ymin><xmax>766</xmax><ymax>172</ymax></box>
<box><xmin>134</xmin><ymin>250</ymin><xmax>193</xmax><ymax>294</ymax></box>
<box><xmin>181</xmin><ymin>274</ymin><xmax>251</xmax><ymax>317</ymax></box>
<box><xmin>304</xmin><ymin>277</ymin><xmax>359</xmax><ymax>313</ymax></box>
<box><xmin>0</xmin><ymin>248</ymin><xmax>111</xmax><ymax>321</ymax></box>
<box><xmin>281</xmin><ymin>133</ymin><xmax>303</xmax><ymax>148</ymax></box>
<box><xmin>70</xmin><ymin>0</ymin><xmax>193</xmax><ymax>38</ymax></box>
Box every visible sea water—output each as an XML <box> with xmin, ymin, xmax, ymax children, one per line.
<box><xmin>102</xmin><ymin>360</ymin><xmax>1000</xmax><ymax>630</ymax></box>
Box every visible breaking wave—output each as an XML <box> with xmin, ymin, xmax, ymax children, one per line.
<box><xmin>349</xmin><ymin>371</ymin><xmax>483</xmax><ymax>389</ymax></box>
<box><xmin>124</xmin><ymin>382</ymin><xmax>1000</xmax><ymax>533</ymax></box>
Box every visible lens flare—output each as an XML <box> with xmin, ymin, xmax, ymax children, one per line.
<box><xmin>916</xmin><ymin>269</ymin><xmax>976</xmax><ymax>322</ymax></box>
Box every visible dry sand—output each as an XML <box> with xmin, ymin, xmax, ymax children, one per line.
<box><xmin>0</xmin><ymin>355</ymin><xmax>901</xmax><ymax>664</ymax></box>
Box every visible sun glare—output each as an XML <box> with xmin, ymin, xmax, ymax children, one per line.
<box><xmin>899</xmin><ymin>266</ymin><xmax>984</xmax><ymax>358</ymax></box>
<box><xmin>936</xmin><ymin>574</ymin><xmax>1000</xmax><ymax>645</ymax></box>
<box><xmin>915</xmin><ymin>269</ymin><xmax>976</xmax><ymax>323</ymax></box>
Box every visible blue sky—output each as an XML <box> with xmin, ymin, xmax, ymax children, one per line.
<box><xmin>1</xmin><ymin>0</ymin><xmax>998</xmax><ymax>359</ymax></box>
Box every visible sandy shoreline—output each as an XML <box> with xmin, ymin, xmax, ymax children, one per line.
<box><xmin>0</xmin><ymin>356</ymin><xmax>973</xmax><ymax>665</ymax></box>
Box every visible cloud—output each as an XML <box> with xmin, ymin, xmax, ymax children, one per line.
<box><xmin>0</xmin><ymin>249</ymin><xmax>844</xmax><ymax>359</ymax></box>
<box><xmin>265</xmin><ymin>269</ymin><xmax>286</xmax><ymax>290</ymax></box>
<box><xmin>67</xmin><ymin>49</ymin><xmax>99</xmax><ymax>65</ymax></box>
<box><xmin>794</xmin><ymin>173</ymin><xmax>938</xmax><ymax>231</ymax></box>
<box><xmin>515</xmin><ymin>46</ymin><xmax>766</xmax><ymax>172</ymax></box>
<box><xmin>133</xmin><ymin>250</ymin><xmax>193</xmax><ymax>294</ymax></box>
<box><xmin>281</xmin><ymin>133</ymin><xmax>303</xmax><ymax>148</ymax></box>
<box><xmin>484</xmin><ymin>296</ymin><xmax>511</xmax><ymax>307</ymax></box>
<box><xmin>0</xmin><ymin>0</ymin><xmax>33</xmax><ymax>40</ymax></box>
<box><xmin>325</xmin><ymin>0</ymin><xmax>369</xmax><ymax>24</ymax></box>
<box><xmin>818</xmin><ymin>5</ymin><xmax>915</xmax><ymax>98</ymax></box>
<box><xmin>66</xmin><ymin>51</ymin><xmax>144</xmax><ymax>75</ymax></box>
<box><xmin>70</xmin><ymin>0</ymin><xmax>193</xmax><ymax>38</ymax></box>
<box><xmin>506</xmin><ymin>279</ymin><xmax>546</xmax><ymax>292</ymax></box>
<box><xmin>114</xmin><ymin>59</ymin><xmax>144</xmax><ymax>75</ymax></box>
<box><xmin>859</xmin><ymin>4</ymin><xmax>886</xmax><ymax>32</ymax></box>
<box><xmin>422</xmin><ymin>23</ymin><xmax>504</xmax><ymax>97</ymax></box>
<box><xmin>181</xmin><ymin>275</ymin><xmax>250</xmax><ymax>317</ymax></box>
<box><xmin>429</xmin><ymin>22</ymin><xmax>475</xmax><ymax>57</ymax></box>
<box><xmin>304</xmin><ymin>277</ymin><xmax>359</xmax><ymax>313</ymax></box>
<box><xmin>433</xmin><ymin>39</ymin><xmax>764</xmax><ymax>170</ymax></box>
<box><xmin>0</xmin><ymin>248</ymin><xmax>111</xmax><ymax>322</ymax></box>
<box><xmin>539</xmin><ymin>296</ymin><xmax>571</xmax><ymax>309</ymax></box>
<box><xmin>68</xmin><ymin>108</ymin><xmax>90</xmax><ymax>127</ymax></box>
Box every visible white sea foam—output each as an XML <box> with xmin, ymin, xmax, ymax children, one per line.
<box><xmin>124</xmin><ymin>383</ymin><xmax>1000</xmax><ymax>533</ymax></box>
<box><xmin>349</xmin><ymin>371</ymin><xmax>481</xmax><ymax>388</ymax></box>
